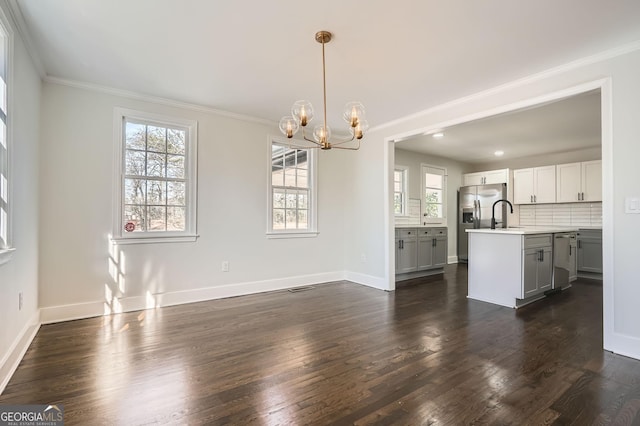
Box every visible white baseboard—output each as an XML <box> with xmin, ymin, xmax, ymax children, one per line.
<box><xmin>40</xmin><ymin>271</ymin><xmax>346</xmax><ymax>324</ymax></box>
<box><xmin>0</xmin><ymin>310</ymin><xmax>40</xmax><ymax>395</ymax></box>
<box><xmin>344</xmin><ymin>271</ymin><xmax>390</xmax><ymax>291</ymax></box>
<box><xmin>448</xmin><ymin>255</ymin><xmax>459</xmax><ymax>264</ymax></box>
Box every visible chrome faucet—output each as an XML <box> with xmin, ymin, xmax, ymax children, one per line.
<box><xmin>491</xmin><ymin>199</ymin><xmax>514</xmax><ymax>229</ymax></box>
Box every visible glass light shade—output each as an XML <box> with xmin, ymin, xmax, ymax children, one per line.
<box><xmin>292</xmin><ymin>100</ymin><xmax>314</xmax><ymax>127</ymax></box>
<box><xmin>352</xmin><ymin>119</ymin><xmax>369</xmax><ymax>139</ymax></box>
<box><xmin>343</xmin><ymin>101</ymin><xmax>365</xmax><ymax>127</ymax></box>
<box><xmin>313</xmin><ymin>124</ymin><xmax>332</xmax><ymax>144</ymax></box>
<box><xmin>279</xmin><ymin>116</ymin><xmax>299</xmax><ymax>138</ymax></box>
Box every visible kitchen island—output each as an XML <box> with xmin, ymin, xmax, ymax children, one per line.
<box><xmin>466</xmin><ymin>227</ymin><xmax>578</xmax><ymax>308</ymax></box>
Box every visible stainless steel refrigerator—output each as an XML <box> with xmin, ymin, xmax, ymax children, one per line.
<box><xmin>458</xmin><ymin>183</ymin><xmax>508</xmax><ymax>263</ymax></box>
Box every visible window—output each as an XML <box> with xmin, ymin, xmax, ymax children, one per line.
<box><xmin>422</xmin><ymin>164</ymin><xmax>446</xmax><ymax>224</ymax></box>
<box><xmin>0</xmin><ymin>16</ymin><xmax>11</xmax><ymax>260</ymax></box>
<box><xmin>268</xmin><ymin>139</ymin><xmax>317</xmax><ymax>237</ymax></box>
<box><xmin>113</xmin><ymin>109</ymin><xmax>197</xmax><ymax>243</ymax></box>
<box><xmin>394</xmin><ymin>167</ymin><xmax>407</xmax><ymax>215</ymax></box>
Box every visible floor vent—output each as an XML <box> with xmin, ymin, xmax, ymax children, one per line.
<box><xmin>288</xmin><ymin>286</ymin><xmax>315</xmax><ymax>293</ymax></box>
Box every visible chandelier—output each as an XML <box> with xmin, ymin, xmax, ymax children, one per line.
<box><xmin>279</xmin><ymin>31</ymin><xmax>368</xmax><ymax>150</ymax></box>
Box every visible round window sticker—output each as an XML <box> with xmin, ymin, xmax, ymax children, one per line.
<box><xmin>124</xmin><ymin>222</ymin><xmax>136</xmax><ymax>232</ymax></box>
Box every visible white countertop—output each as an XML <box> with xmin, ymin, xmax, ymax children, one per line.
<box><xmin>395</xmin><ymin>225</ymin><xmax>446</xmax><ymax>229</ymax></box>
<box><xmin>466</xmin><ymin>226</ymin><xmax>579</xmax><ymax>235</ymax></box>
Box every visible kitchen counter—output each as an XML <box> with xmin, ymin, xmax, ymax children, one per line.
<box><xmin>467</xmin><ymin>226</ymin><xmax>578</xmax><ymax>235</ymax></box>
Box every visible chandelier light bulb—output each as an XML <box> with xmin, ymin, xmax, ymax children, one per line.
<box><xmin>343</xmin><ymin>102</ymin><xmax>365</xmax><ymax>127</ymax></box>
<box><xmin>313</xmin><ymin>125</ymin><xmax>332</xmax><ymax>144</ymax></box>
<box><xmin>279</xmin><ymin>116</ymin><xmax>299</xmax><ymax>138</ymax></box>
<box><xmin>292</xmin><ymin>100</ymin><xmax>314</xmax><ymax>127</ymax></box>
<box><xmin>353</xmin><ymin>119</ymin><xmax>369</xmax><ymax>140</ymax></box>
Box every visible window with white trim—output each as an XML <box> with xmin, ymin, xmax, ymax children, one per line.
<box><xmin>113</xmin><ymin>109</ymin><xmax>197</xmax><ymax>243</ymax></box>
<box><xmin>422</xmin><ymin>164</ymin><xmax>447</xmax><ymax>224</ymax></box>
<box><xmin>0</xmin><ymin>18</ymin><xmax>10</xmax><ymax>253</ymax></box>
<box><xmin>394</xmin><ymin>167</ymin><xmax>407</xmax><ymax>215</ymax></box>
<box><xmin>268</xmin><ymin>139</ymin><xmax>317</xmax><ymax>236</ymax></box>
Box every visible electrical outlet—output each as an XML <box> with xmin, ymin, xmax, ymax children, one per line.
<box><xmin>19</xmin><ymin>292</ymin><xmax>23</xmax><ymax>311</ymax></box>
<box><xmin>360</xmin><ymin>253</ymin><xmax>367</xmax><ymax>263</ymax></box>
<box><xmin>221</xmin><ymin>261</ymin><xmax>229</xmax><ymax>272</ymax></box>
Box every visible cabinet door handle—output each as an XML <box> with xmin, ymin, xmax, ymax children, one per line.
<box><xmin>538</xmin><ymin>250</ymin><xmax>544</xmax><ymax>262</ymax></box>
<box><xmin>530</xmin><ymin>195</ymin><xmax>533</xmax><ymax>203</ymax></box>
<box><xmin>582</xmin><ymin>192</ymin><xmax>585</xmax><ymax>201</ymax></box>
<box><xmin>432</xmin><ymin>238</ymin><xmax>436</xmax><ymax>247</ymax></box>
<box><xmin>534</xmin><ymin>195</ymin><xmax>537</xmax><ymax>203</ymax></box>
<box><xmin>578</xmin><ymin>240</ymin><xmax>581</xmax><ymax>249</ymax></box>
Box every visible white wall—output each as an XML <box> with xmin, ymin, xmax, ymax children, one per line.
<box><xmin>0</xmin><ymin>8</ymin><xmax>41</xmax><ymax>390</ymax></box>
<box><xmin>38</xmin><ymin>82</ymin><xmax>353</xmax><ymax>320</ymax></box>
<box><xmin>394</xmin><ymin>148</ymin><xmax>470</xmax><ymax>260</ymax></box>
<box><xmin>469</xmin><ymin>146</ymin><xmax>601</xmax><ymax>172</ymax></box>
<box><xmin>345</xmin><ymin>44</ymin><xmax>640</xmax><ymax>359</ymax></box>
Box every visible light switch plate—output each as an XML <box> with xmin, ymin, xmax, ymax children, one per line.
<box><xmin>625</xmin><ymin>197</ymin><xmax>640</xmax><ymax>214</ymax></box>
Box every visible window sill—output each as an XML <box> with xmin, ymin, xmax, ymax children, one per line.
<box><xmin>111</xmin><ymin>234</ymin><xmax>199</xmax><ymax>245</ymax></box>
<box><xmin>0</xmin><ymin>248</ymin><xmax>16</xmax><ymax>267</ymax></box>
<box><xmin>266</xmin><ymin>231</ymin><xmax>319</xmax><ymax>239</ymax></box>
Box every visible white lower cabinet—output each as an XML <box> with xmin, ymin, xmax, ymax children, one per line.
<box><xmin>521</xmin><ymin>235</ymin><xmax>553</xmax><ymax>298</ymax></box>
<box><xmin>396</xmin><ymin>227</ymin><xmax>447</xmax><ymax>276</ymax></box>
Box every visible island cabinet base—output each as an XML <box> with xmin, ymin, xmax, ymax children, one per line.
<box><xmin>467</xmin><ymin>232</ymin><xmax>554</xmax><ymax>309</ymax></box>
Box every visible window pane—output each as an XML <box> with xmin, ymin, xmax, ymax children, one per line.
<box><xmin>425</xmin><ymin>189</ymin><xmax>442</xmax><ymax>204</ymax></box>
<box><xmin>124</xmin><ymin>205</ymin><xmax>146</xmax><ymax>232</ymax></box>
<box><xmin>167</xmin><ymin>154</ymin><xmax>185</xmax><ymax>179</ymax></box>
<box><xmin>284</xmin><ymin>168</ymin><xmax>296</xmax><ymax>187</ymax></box>
<box><xmin>297</xmin><ymin>150</ymin><xmax>308</xmax><ymax>169</ymax></box>
<box><xmin>296</xmin><ymin>168</ymin><xmax>308</xmax><ymax>188</ymax></box>
<box><xmin>297</xmin><ymin>192</ymin><xmax>308</xmax><ymax>209</ymax></box>
<box><xmin>167</xmin><ymin>181</ymin><xmax>185</xmax><ymax>206</ymax></box>
<box><xmin>424</xmin><ymin>204</ymin><xmax>443</xmax><ymax>218</ymax></box>
<box><xmin>273</xmin><ymin>189</ymin><xmax>285</xmax><ymax>208</ymax></box>
<box><xmin>147</xmin><ymin>126</ymin><xmax>166</xmax><ymax>152</ymax></box>
<box><xmin>297</xmin><ymin>210</ymin><xmax>308</xmax><ymax>229</ymax></box>
<box><xmin>394</xmin><ymin>181</ymin><xmax>401</xmax><ymax>192</ymax></box>
<box><xmin>125</xmin><ymin>150</ymin><xmax>146</xmax><ymax>176</ymax></box>
<box><xmin>167</xmin><ymin>129</ymin><xmax>185</xmax><ymax>154</ymax></box>
<box><xmin>167</xmin><ymin>206</ymin><xmax>185</xmax><ymax>231</ymax></box>
<box><xmin>394</xmin><ymin>193</ymin><xmax>402</xmax><ymax>214</ymax></box>
<box><xmin>125</xmin><ymin>122</ymin><xmax>146</xmax><ymax>150</ymax></box>
<box><xmin>285</xmin><ymin>192</ymin><xmax>297</xmax><ymax>208</ymax></box>
<box><xmin>272</xmin><ymin>167</ymin><xmax>284</xmax><ymax>187</ymax></box>
<box><xmin>285</xmin><ymin>209</ymin><xmax>297</xmax><ymax>229</ymax></box>
<box><xmin>146</xmin><ymin>152</ymin><xmax>165</xmax><ymax>177</ymax></box>
<box><xmin>148</xmin><ymin>206</ymin><xmax>166</xmax><ymax>231</ymax></box>
<box><xmin>125</xmin><ymin>179</ymin><xmax>146</xmax><ymax>204</ymax></box>
<box><xmin>273</xmin><ymin>209</ymin><xmax>285</xmax><ymax>229</ymax></box>
<box><xmin>147</xmin><ymin>180</ymin><xmax>166</xmax><ymax>205</ymax></box>
<box><xmin>425</xmin><ymin>173</ymin><xmax>442</xmax><ymax>189</ymax></box>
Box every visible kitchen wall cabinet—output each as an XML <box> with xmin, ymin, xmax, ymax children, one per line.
<box><xmin>556</xmin><ymin>160</ymin><xmax>602</xmax><ymax>202</ymax></box>
<box><xmin>577</xmin><ymin>229</ymin><xmax>603</xmax><ymax>274</ymax></box>
<box><xmin>522</xmin><ymin>235</ymin><xmax>553</xmax><ymax>298</ymax></box>
<box><xmin>513</xmin><ymin>166</ymin><xmax>556</xmax><ymax>204</ymax></box>
<box><xmin>396</xmin><ymin>227</ymin><xmax>447</xmax><ymax>277</ymax></box>
<box><xmin>463</xmin><ymin>168</ymin><xmax>508</xmax><ymax>186</ymax></box>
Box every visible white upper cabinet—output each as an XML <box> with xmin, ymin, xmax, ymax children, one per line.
<box><xmin>513</xmin><ymin>166</ymin><xmax>556</xmax><ymax>204</ymax></box>
<box><xmin>463</xmin><ymin>168</ymin><xmax>508</xmax><ymax>186</ymax></box>
<box><xmin>556</xmin><ymin>160</ymin><xmax>602</xmax><ymax>202</ymax></box>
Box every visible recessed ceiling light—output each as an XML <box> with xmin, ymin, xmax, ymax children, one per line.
<box><xmin>494</xmin><ymin>150</ymin><xmax>504</xmax><ymax>157</ymax></box>
<box><xmin>432</xmin><ymin>132</ymin><xmax>444</xmax><ymax>139</ymax></box>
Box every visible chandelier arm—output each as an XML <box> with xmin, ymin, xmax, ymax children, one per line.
<box><xmin>301</xmin><ymin>127</ymin><xmax>323</xmax><ymax>147</ymax></box>
<box><xmin>331</xmin><ymin>140</ymin><xmax>361</xmax><ymax>151</ymax></box>
<box><xmin>329</xmin><ymin>134</ymin><xmax>357</xmax><ymax>146</ymax></box>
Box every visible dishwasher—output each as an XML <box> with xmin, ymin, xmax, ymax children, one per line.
<box><xmin>554</xmin><ymin>232</ymin><xmax>576</xmax><ymax>290</ymax></box>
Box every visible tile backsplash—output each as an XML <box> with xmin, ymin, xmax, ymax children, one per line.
<box><xmin>519</xmin><ymin>202</ymin><xmax>602</xmax><ymax>227</ymax></box>
<box><xmin>395</xmin><ymin>199</ymin><xmax>421</xmax><ymax>226</ymax></box>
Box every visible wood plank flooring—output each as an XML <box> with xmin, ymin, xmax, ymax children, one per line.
<box><xmin>2</xmin><ymin>265</ymin><xmax>640</xmax><ymax>425</ymax></box>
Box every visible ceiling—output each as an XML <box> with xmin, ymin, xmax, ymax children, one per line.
<box><xmin>395</xmin><ymin>90</ymin><xmax>602</xmax><ymax>164</ymax></box>
<box><xmin>12</xmin><ymin>1</ymin><xmax>640</xmax><ymax>133</ymax></box>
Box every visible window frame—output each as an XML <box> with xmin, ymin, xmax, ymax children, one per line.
<box><xmin>394</xmin><ymin>166</ymin><xmax>408</xmax><ymax>216</ymax></box>
<box><xmin>112</xmin><ymin>108</ymin><xmax>198</xmax><ymax>244</ymax></box>
<box><xmin>267</xmin><ymin>136</ymin><xmax>318</xmax><ymax>238</ymax></box>
<box><xmin>0</xmin><ymin>9</ymin><xmax>14</xmax><ymax>266</ymax></box>
<box><xmin>421</xmin><ymin>164</ymin><xmax>447</xmax><ymax>225</ymax></box>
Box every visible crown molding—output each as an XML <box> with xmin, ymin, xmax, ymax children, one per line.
<box><xmin>4</xmin><ymin>0</ymin><xmax>46</xmax><ymax>78</ymax></box>
<box><xmin>371</xmin><ymin>39</ymin><xmax>640</xmax><ymax>133</ymax></box>
<box><xmin>44</xmin><ymin>76</ymin><xmax>277</xmax><ymax>126</ymax></box>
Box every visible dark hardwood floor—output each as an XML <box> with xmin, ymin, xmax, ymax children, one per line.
<box><xmin>2</xmin><ymin>265</ymin><xmax>640</xmax><ymax>425</ymax></box>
